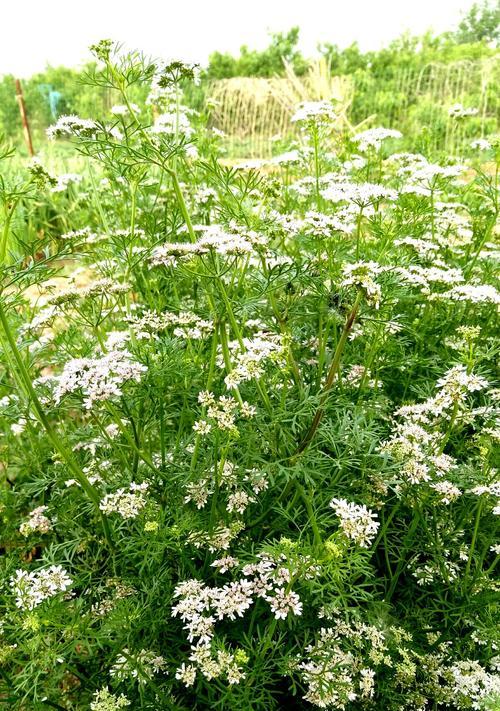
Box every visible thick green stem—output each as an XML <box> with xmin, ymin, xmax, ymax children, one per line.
<box><xmin>0</xmin><ymin>205</ymin><xmax>16</xmax><ymax>263</ymax></box>
<box><xmin>464</xmin><ymin>499</ymin><xmax>484</xmax><ymax>584</ymax></box>
<box><xmin>296</xmin><ymin>292</ymin><xmax>362</xmax><ymax>455</ymax></box>
<box><xmin>0</xmin><ymin>301</ymin><xmax>114</xmax><ymax>550</ymax></box>
<box><xmin>167</xmin><ymin>168</ymin><xmax>197</xmax><ymax>244</ymax></box>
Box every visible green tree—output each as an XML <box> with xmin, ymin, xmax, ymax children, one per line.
<box><xmin>455</xmin><ymin>0</ymin><xmax>500</xmax><ymax>45</ymax></box>
<box><xmin>0</xmin><ymin>75</ymin><xmax>20</xmax><ymax>139</ymax></box>
<box><xmin>207</xmin><ymin>27</ymin><xmax>308</xmax><ymax>79</ymax></box>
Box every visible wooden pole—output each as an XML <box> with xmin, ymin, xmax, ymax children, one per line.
<box><xmin>15</xmin><ymin>79</ymin><xmax>34</xmax><ymax>157</ymax></box>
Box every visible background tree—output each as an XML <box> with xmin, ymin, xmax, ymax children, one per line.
<box><xmin>454</xmin><ymin>0</ymin><xmax>500</xmax><ymax>45</ymax></box>
<box><xmin>207</xmin><ymin>27</ymin><xmax>308</xmax><ymax>79</ymax></box>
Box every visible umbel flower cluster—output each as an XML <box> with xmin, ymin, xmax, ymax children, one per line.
<box><xmin>0</xmin><ymin>41</ymin><xmax>498</xmax><ymax>710</ymax></box>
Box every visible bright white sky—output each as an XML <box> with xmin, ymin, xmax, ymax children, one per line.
<box><xmin>2</xmin><ymin>0</ymin><xmax>477</xmax><ymax>77</ymax></box>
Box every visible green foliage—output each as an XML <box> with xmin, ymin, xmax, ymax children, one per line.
<box><xmin>0</xmin><ymin>41</ymin><xmax>499</xmax><ymax>711</ymax></box>
<box><xmin>207</xmin><ymin>27</ymin><xmax>309</xmax><ymax>79</ymax></box>
<box><xmin>1</xmin><ymin>5</ymin><xmax>498</xmax><ymax>155</ymax></box>
<box><xmin>454</xmin><ymin>0</ymin><xmax>500</xmax><ymax>45</ymax></box>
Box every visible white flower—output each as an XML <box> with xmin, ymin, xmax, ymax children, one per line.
<box><xmin>46</xmin><ymin>114</ymin><xmax>99</xmax><ymax>140</ymax></box>
<box><xmin>210</xmin><ymin>556</ymin><xmax>239</xmax><ymax>573</ymax></box>
<box><xmin>226</xmin><ymin>490</ymin><xmax>255</xmax><ymax>515</ymax></box>
<box><xmin>175</xmin><ymin>663</ymin><xmax>197</xmax><ymax>687</ymax></box>
<box><xmin>151</xmin><ymin>111</ymin><xmax>194</xmax><ymax>139</ymax></box>
<box><xmin>184</xmin><ymin>479</ymin><xmax>211</xmax><ymax>509</ymax></box>
<box><xmin>19</xmin><ymin>506</ymin><xmax>53</xmax><ymax>537</ymax></box>
<box><xmin>50</xmin><ymin>173</ymin><xmax>82</xmax><ymax>193</ymax></box>
<box><xmin>90</xmin><ymin>687</ymin><xmax>130</xmax><ymax>710</ymax></box>
<box><xmin>431</xmin><ymin>283</ymin><xmax>500</xmax><ymax>305</ymax></box>
<box><xmin>268</xmin><ymin>588</ymin><xmax>303</xmax><ymax>619</ymax></box>
<box><xmin>221</xmin><ymin>333</ymin><xmax>285</xmax><ymax>389</ymax></box>
<box><xmin>321</xmin><ymin>181</ymin><xmax>398</xmax><ymax>206</ymax></box>
<box><xmin>53</xmin><ymin>349</ymin><xmax>147</xmax><ymax>410</ymax></box>
<box><xmin>448</xmin><ymin>103</ymin><xmax>479</xmax><ymax>118</ymax></box>
<box><xmin>353</xmin><ymin>127</ymin><xmax>402</xmax><ymax>151</ymax></box>
<box><xmin>470</xmin><ymin>138</ymin><xmax>491</xmax><ymax>151</ymax></box>
<box><xmin>240</xmin><ymin>401</ymin><xmax>257</xmax><ymax>418</ymax></box>
<box><xmin>436</xmin><ymin>365</ymin><xmax>489</xmax><ymax>397</ymax></box>
<box><xmin>193</xmin><ymin>419</ymin><xmax>212</xmax><ymax>435</ymax></box>
<box><xmin>431</xmin><ymin>481</ymin><xmax>462</xmax><ymax>504</ymax></box>
<box><xmin>341</xmin><ymin>261</ymin><xmax>383</xmax><ymax>308</ymax></box>
<box><xmin>11</xmin><ymin>417</ymin><xmax>27</xmax><ymax>435</ymax></box>
<box><xmin>100</xmin><ymin>482</ymin><xmax>149</xmax><ymax>519</ymax></box>
<box><xmin>359</xmin><ymin>668</ymin><xmax>376</xmax><ymax>697</ymax></box>
<box><xmin>110</xmin><ymin>648</ymin><xmax>166</xmax><ymax>682</ymax></box>
<box><xmin>111</xmin><ymin>103</ymin><xmax>140</xmax><ymax>115</ymax></box>
<box><xmin>330</xmin><ymin>498</ymin><xmax>379</xmax><ymax>547</ymax></box>
<box><xmin>11</xmin><ymin>565</ymin><xmax>72</xmax><ymax>610</ymax></box>
<box><xmin>291</xmin><ymin>101</ymin><xmax>337</xmax><ymax>125</ymax></box>
<box><xmin>105</xmin><ymin>423</ymin><xmax>120</xmax><ymax>439</ymax></box>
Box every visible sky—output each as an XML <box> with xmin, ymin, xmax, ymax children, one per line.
<box><xmin>2</xmin><ymin>0</ymin><xmax>477</xmax><ymax>77</ymax></box>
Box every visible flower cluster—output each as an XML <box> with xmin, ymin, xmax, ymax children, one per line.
<box><xmin>10</xmin><ymin>565</ymin><xmax>72</xmax><ymax>610</ymax></box>
<box><xmin>110</xmin><ymin>648</ymin><xmax>167</xmax><ymax>682</ymax></box>
<box><xmin>129</xmin><ymin>309</ymin><xmax>213</xmax><ymax>340</ymax></box>
<box><xmin>297</xmin><ymin>618</ymin><xmax>390</xmax><ymax>708</ymax></box>
<box><xmin>150</xmin><ymin>224</ymin><xmax>266</xmax><ymax>265</ymax></box>
<box><xmin>53</xmin><ymin>349</ymin><xmax>147</xmax><ymax>409</ymax></box>
<box><xmin>47</xmin><ymin>115</ymin><xmax>99</xmax><ymax>140</ymax></box>
<box><xmin>291</xmin><ymin>101</ymin><xmax>337</xmax><ymax>125</ymax></box>
<box><xmin>193</xmin><ymin>392</ymin><xmax>256</xmax><ymax>436</ymax></box>
<box><xmin>353</xmin><ymin>126</ymin><xmax>402</xmax><ymax>151</ymax></box>
<box><xmin>90</xmin><ymin>687</ymin><xmax>130</xmax><ymax>711</ymax></box>
<box><xmin>172</xmin><ymin>551</ymin><xmax>314</xmax><ymax>676</ymax></box>
<box><xmin>19</xmin><ymin>505</ymin><xmax>53</xmax><ymax>537</ymax></box>
<box><xmin>99</xmin><ymin>482</ymin><xmax>149</xmax><ymax>519</ymax></box>
<box><xmin>340</xmin><ymin>261</ymin><xmax>383</xmax><ymax>308</ymax></box>
<box><xmin>448</xmin><ymin>103</ymin><xmax>479</xmax><ymax>118</ymax></box>
<box><xmin>218</xmin><ymin>332</ymin><xmax>286</xmax><ymax>389</ymax></box>
<box><xmin>330</xmin><ymin>498</ymin><xmax>380</xmax><ymax>547</ymax></box>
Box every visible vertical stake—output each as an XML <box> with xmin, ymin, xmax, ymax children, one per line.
<box><xmin>15</xmin><ymin>79</ymin><xmax>34</xmax><ymax>157</ymax></box>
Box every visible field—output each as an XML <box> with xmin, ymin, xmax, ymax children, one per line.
<box><xmin>0</xmin><ymin>41</ymin><xmax>499</xmax><ymax>710</ymax></box>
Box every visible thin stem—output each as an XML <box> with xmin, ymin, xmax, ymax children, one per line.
<box><xmin>438</xmin><ymin>401</ymin><xmax>459</xmax><ymax>455</ymax></box>
<box><xmin>296</xmin><ymin>292</ymin><xmax>362</xmax><ymax>455</ymax></box>
<box><xmin>295</xmin><ymin>481</ymin><xmax>323</xmax><ymax>548</ymax></box>
<box><xmin>219</xmin><ymin>321</ymin><xmax>244</xmax><ymax>407</ymax></box>
<box><xmin>312</xmin><ymin>126</ymin><xmax>321</xmax><ymax>210</ymax></box>
<box><xmin>355</xmin><ymin>207</ymin><xmax>364</xmax><ymax>259</ymax></box>
<box><xmin>464</xmin><ymin>499</ymin><xmax>484</xmax><ymax>584</ymax></box>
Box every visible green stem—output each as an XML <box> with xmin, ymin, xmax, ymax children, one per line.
<box><xmin>355</xmin><ymin>207</ymin><xmax>364</xmax><ymax>259</ymax></box>
<box><xmin>312</xmin><ymin>126</ymin><xmax>321</xmax><ymax>210</ymax></box>
<box><xmin>296</xmin><ymin>292</ymin><xmax>362</xmax><ymax>455</ymax></box>
<box><xmin>168</xmin><ymin>169</ymin><xmax>197</xmax><ymax>243</ymax></box>
<box><xmin>295</xmin><ymin>481</ymin><xmax>322</xmax><ymax>548</ymax></box>
<box><xmin>385</xmin><ymin>509</ymin><xmax>421</xmax><ymax>602</ymax></box>
<box><xmin>216</xmin><ymin>271</ymin><xmax>273</xmax><ymax>415</ymax></box>
<box><xmin>114</xmin><ymin>74</ymin><xmax>196</xmax><ymax>245</ymax></box>
<box><xmin>219</xmin><ymin>321</ymin><xmax>244</xmax><ymax>407</ymax></box>
<box><xmin>0</xmin><ymin>300</ymin><xmax>114</xmax><ymax>550</ymax></box>
<box><xmin>438</xmin><ymin>401</ymin><xmax>459</xmax><ymax>455</ymax></box>
<box><xmin>464</xmin><ymin>499</ymin><xmax>484</xmax><ymax>584</ymax></box>
<box><xmin>190</xmin><ymin>324</ymin><xmax>219</xmax><ymax>475</ymax></box>
<box><xmin>0</xmin><ymin>203</ymin><xmax>16</xmax><ymax>263</ymax></box>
